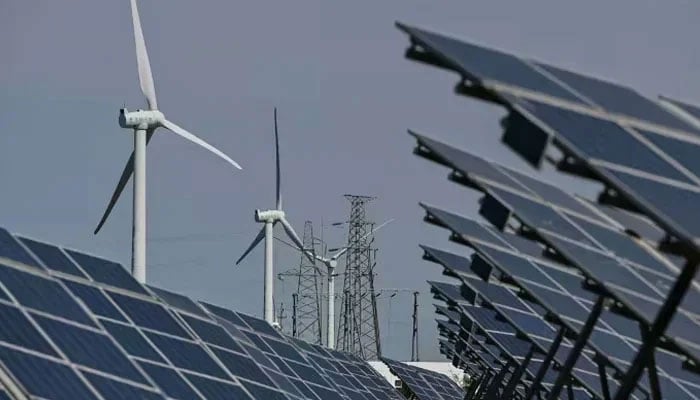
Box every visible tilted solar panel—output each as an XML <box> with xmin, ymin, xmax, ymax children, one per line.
<box><xmin>382</xmin><ymin>357</ymin><xmax>465</xmax><ymax>400</ymax></box>
<box><xmin>0</xmin><ymin>226</ymin><xmax>405</xmax><ymax>399</ymax></box>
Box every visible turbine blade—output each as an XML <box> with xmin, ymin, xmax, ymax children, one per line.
<box><xmin>279</xmin><ymin>217</ymin><xmax>315</xmax><ymax>264</ymax></box>
<box><xmin>235</xmin><ymin>227</ymin><xmax>266</xmax><ymax>265</ymax></box>
<box><xmin>274</xmin><ymin>236</ymin><xmax>328</xmax><ymax>263</ymax></box>
<box><xmin>130</xmin><ymin>0</ymin><xmax>157</xmax><ymax>110</ymax></box>
<box><xmin>161</xmin><ymin>119</ymin><xmax>242</xmax><ymax>170</ymax></box>
<box><xmin>94</xmin><ymin>129</ymin><xmax>156</xmax><ymax>234</ymax></box>
<box><xmin>331</xmin><ymin>218</ymin><xmax>394</xmax><ymax>260</ymax></box>
<box><xmin>274</xmin><ymin>108</ymin><xmax>282</xmax><ymax>210</ymax></box>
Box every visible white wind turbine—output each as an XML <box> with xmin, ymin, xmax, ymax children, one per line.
<box><xmin>94</xmin><ymin>0</ymin><xmax>241</xmax><ymax>284</ymax></box>
<box><xmin>277</xmin><ymin>219</ymin><xmax>393</xmax><ymax>349</ymax></box>
<box><xmin>235</xmin><ymin>108</ymin><xmax>314</xmax><ymax>324</ymax></box>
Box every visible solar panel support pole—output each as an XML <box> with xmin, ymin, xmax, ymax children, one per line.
<box><xmin>613</xmin><ymin>258</ymin><xmax>698</xmax><ymax>400</ymax></box>
<box><xmin>546</xmin><ymin>295</ymin><xmax>605</xmax><ymax>400</ymax></box>
<box><xmin>503</xmin><ymin>346</ymin><xmax>535</xmax><ymax>399</ymax></box>
<box><xmin>466</xmin><ymin>370</ymin><xmax>487</xmax><ymax>400</ymax></box>
<box><xmin>640</xmin><ymin>324</ymin><xmax>662</xmax><ymax>400</ymax></box>
<box><xmin>475</xmin><ymin>370</ymin><xmax>494</xmax><ymax>400</ymax></box>
<box><xmin>484</xmin><ymin>359</ymin><xmax>513</xmax><ymax>400</ymax></box>
<box><xmin>524</xmin><ymin>325</ymin><xmax>565</xmax><ymax>400</ymax></box>
<box><xmin>566</xmin><ymin>380</ymin><xmax>575</xmax><ymax>400</ymax></box>
<box><xmin>596</xmin><ymin>357</ymin><xmax>611</xmax><ymax>400</ymax></box>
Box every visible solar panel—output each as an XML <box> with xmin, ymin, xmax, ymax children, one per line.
<box><xmin>0</xmin><ymin>228</ymin><xmax>41</xmax><ymax>269</ymax></box>
<box><xmin>18</xmin><ymin>237</ymin><xmax>87</xmax><ymax>278</ymax></box>
<box><xmin>382</xmin><ymin>357</ymin><xmax>465</xmax><ymax>400</ymax></box>
<box><xmin>0</xmin><ymin>226</ymin><xmax>412</xmax><ymax>400</ymax></box>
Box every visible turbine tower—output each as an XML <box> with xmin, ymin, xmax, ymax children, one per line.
<box><xmin>336</xmin><ymin>194</ymin><xmax>381</xmax><ymax>359</ymax></box>
<box><xmin>94</xmin><ymin>0</ymin><xmax>241</xmax><ymax>284</ymax></box>
<box><xmin>236</xmin><ymin>109</ymin><xmax>314</xmax><ymax>324</ymax></box>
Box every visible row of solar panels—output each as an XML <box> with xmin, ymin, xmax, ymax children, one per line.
<box><xmin>0</xmin><ymin>225</ymin><xmax>453</xmax><ymax>399</ymax></box>
<box><xmin>397</xmin><ymin>22</ymin><xmax>700</xmax><ymax>400</ymax></box>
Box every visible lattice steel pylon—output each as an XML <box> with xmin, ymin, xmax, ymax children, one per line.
<box><xmin>293</xmin><ymin>221</ymin><xmax>323</xmax><ymax>344</ymax></box>
<box><xmin>336</xmin><ymin>194</ymin><xmax>382</xmax><ymax>360</ymax></box>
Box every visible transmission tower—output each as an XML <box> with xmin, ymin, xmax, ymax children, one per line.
<box><xmin>292</xmin><ymin>221</ymin><xmax>323</xmax><ymax>344</ymax></box>
<box><xmin>336</xmin><ymin>194</ymin><xmax>382</xmax><ymax>360</ymax></box>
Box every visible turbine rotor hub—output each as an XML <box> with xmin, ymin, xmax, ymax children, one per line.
<box><xmin>119</xmin><ymin>108</ymin><xmax>164</xmax><ymax>130</ymax></box>
<box><xmin>255</xmin><ymin>209</ymin><xmax>285</xmax><ymax>223</ymax></box>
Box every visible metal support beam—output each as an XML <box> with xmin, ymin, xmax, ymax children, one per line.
<box><xmin>525</xmin><ymin>326</ymin><xmax>566</xmax><ymax>400</ymax></box>
<box><xmin>546</xmin><ymin>296</ymin><xmax>605</xmax><ymax>400</ymax></box>
<box><xmin>484</xmin><ymin>359</ymin><xmax>514</xmax><ymax>400</ymax></box>
<box><xmin>466</xmin><ymin>371</ymin><xmax>487</xmax><ymax>400</ymax></box>
<box><xmin>474</xmin><ymin>370</ymin><xmax>493</xmax><ymax>400</ymax></box>
<box><xmin>567</xmin><ymin>380</ymin><xmax>575</xmax><ymax>400</ymax></box>
<box><xmin>640</xmin><ymin>325</ymin><xmax>662</xmax><ymax>400</ymax></box>
<box><xmin>597</xmin><ymin>357</ymin><xmax>611</xmax><ymax>400</ymax></box>
<box><xmin>614</xmin><ymin>258</ymin><xmax>698</xmax><ymax>400</ymax></box>
<box><xmin>503</xmin><ymin>347</ymin><xmax>535</xmax><ymax>399</ymax></box>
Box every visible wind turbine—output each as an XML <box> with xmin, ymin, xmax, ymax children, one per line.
<box><xmin>277</xmin><ymin>219</ymin><xmax>393</xmax><ymax>349</ymax></box>
<box><xmin>93</xmin><ymin>0</ymin><xmax>242</xmax><ymax>284</ymax></box>
<box><xmin>235</xmin><ymin>108</ymin><xmax>314</xmax><ymax>324</ymax></box>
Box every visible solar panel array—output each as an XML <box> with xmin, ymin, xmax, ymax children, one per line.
<box><xmin>0</xmin><ymin>227</ymin><xmax>403</xmax><ymax>399</ymax></box>
<box><xmin>398</xmin><ymin>21</ymin><xmax>700</xmax><ymax>400</ymax></box>
<box><xmin>381</xmin><ymin>357</ymin><xmax>464</xmax><ymax>400</ymax></box>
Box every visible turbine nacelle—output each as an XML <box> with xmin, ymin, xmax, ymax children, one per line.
<box><xmin>119</xmin><ymin>108</ymin><xmax>164</xmax><ymax>129</ymax></box>
<box><xmin>255</xmin><ymin>209</ymin><xmax>285</xmax><ymax>223</ymax></box>
<box><xmin>327</xmin><ymin>259</ymin><xmax>338</xmax><ymax>269</ymax></box>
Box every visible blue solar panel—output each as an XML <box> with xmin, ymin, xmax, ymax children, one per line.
<box><xmin>412</xmin><ymin>131</ymin><xmax>524</xmax><ymax>188</ymax></box>
<box><xmin>181</xmin><ymin>313</ymin><xmax>244</xmax><ymax>352</ymax></box>
<box><xmin>421</xmin><ymin>204</ymin><xmax>505</xmax><ymax>247</ymax></box>
<box><xmin>0</xmin><ymin>302</ymin><xmax>57</xmax><ymax>356</ymax></box>
<box><xmin>101</xmin><ymin>319</ymin><xmax>165</xmax><ymax>363</ymax></box>
<box><xmin>0</xmin><ymin>229</ymin><xmax>40</xmax><ymax>269</ymax></box>
<box><xmin>518</xmin><ymin>99</ymin><xmax>693</xmax><ymax>183</ymax></box>
<box><xmin>145</xmin><ymin>331</ymin><xmax>229</xmax><ymax>379</ymax></box>
<box><xmin>485</xmin><ymin>187</ymin><xmax>595</xmax><ymax>246</ymax></box>
<box><xmin>62</xmin><ymin>279</ymin><xmax>127</xmax><ymax>322</ymax></box>
<box><xmin>610</xmin><ymin>167</ymin><xmax>700</xmax><ymax>236</ymax></box>
<box><xmin>211</xmin><ymin>348</ymin><xmax>275</xmax><ymax>386</ymax></box>
<box><xmin>84</xmin><ymin>372</ymin><xmax>162</xmax><ymax>400</ymax></box>
<box><xmin>34</xmin><ymin>315</ymin><xmax>147</xmax><ymax>384</ymax></box>
<box><xmin>18</xmin><ymin>237</ymin><xmax>86</xmax><ymax>277</ymax></box>
<box><xmin>0</xmin><ymin>264</ymin><xmax>94</xmax><ymax>327</ymax></box>
<box><xmin>537</xmin><ymin>64</ymin><xmax>697</xmax><ymax>134</ymax></box>
<box><xmin>382</xmin><ymin>356</ymin><xmax>465</xmax><ymax>400</ymax></box>
<box><xmin>65</xmin><ymin>249</ymin><xmax>148</xmax><ymax>295</ymax></box>
<box><xmin>139</xmin><ymin>362</ymin><xmax>202</xmax><ymax>399</ymax></box>
<box><xmin>637</xmin><ymin>129</ymin><xmax>700</xmax><ymax>178</ymax></box>
<box><xmin>149</xmin><ymin>285</ymin><xmax>208</xmax><ymax>318</ymax></box>
<box><xmin>108</xmin><ymin>291</ymin><xmax>190</xmax><ymax>338</ymax></box>
<box><xmin>0</xmin><ymin>389</ymin><xmax>9</xmax><ymax>400</ymax></box>
<box><xmin>242</xmin><ymin>381</ymin><xmax>288</xmax><ymax>400</ymax></box>
<box><xmin>397</xmin><ymin>23</ymin><xmax>584</xmax><ymax>104</ymax></box>
<box><xmin>184</xmin><ymin>373</ymin><xmax>250</xmax><ymax>400</ymax></box>
<box><xmin>0</xmin><ymin>345</ymin><xmax>96</xmax><ymax>399</ymax></box>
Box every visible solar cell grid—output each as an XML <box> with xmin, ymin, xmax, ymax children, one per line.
<box><xmin>382</xmin><ymin>357</ymin><xmax>465</xmax><ymax>400</ymax></box>
<box><xmin>397</xmin><ymin>23</ymin><xmax>586</xmax><ymax>105</ymax></box>
<box><xmin>412</xmin><ymin>131</ymin><xmax>524</xmax><ymax>189</ymax></box>
<box><xmin>0</xmin><ymin>345</ymin><xmax>97</xmax><ymax>399</ymax></box>
<box><xmin>149</xmin><ymin>286</ymin><xmax>208</xmax><ymax>318</ymax></box>
<box><xmin>108</xmin><ymin>291</ymin><xmax>191</xmax><ymax>338</ymax></box>
<box><xmin>0</xmin><ymin>229</ymin><xmax>41</xmax><ymax>270</ymax></box>
<box><xmin>62</xmin><ymin>279</ymin><xmax>128</xmax><ymax>322</ymax></box>
<box><xmin>19</xmin><ymin>237</ymin><xmax>86</xmax><ymax>278</ymax></box>
<box><xmin>0</xmin><ymin>264</ymin><xmax>95</xmax><ymax>327</ymax></box>
<box><xmin>65</xmin><ymin>249</ymin><xmax>149</xmax><ymax>295</ymax></box>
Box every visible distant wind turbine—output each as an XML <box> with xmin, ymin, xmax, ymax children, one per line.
<box><xmin>94</xmin><ymin>0</ymin><xmax>242</xmax><ymax>284</ymax></box>
<box><xmin>277</xmin><ymin>219</ymin><xmax>393</xmax><ymax>348</ymax></box>
<box><xmin>236</xmin><ymin>108</ymin><xmax>314</xmax><ymax>324</ymax></box>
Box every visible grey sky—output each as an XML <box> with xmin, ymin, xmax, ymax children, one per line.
<box><xmin>1</xmin><ymin>1</ymin><xmax>699</xmax><ymax>361</ymax></box>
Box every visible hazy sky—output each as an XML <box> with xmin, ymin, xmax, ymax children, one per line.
<box><xmin>2</xmin><ymin>1</ymin><xmax>699</xmax><ymax>361</ymax></box>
